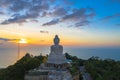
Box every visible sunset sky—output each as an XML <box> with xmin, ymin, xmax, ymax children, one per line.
<box><xmin>0</xmin><ymin>0</ymin><xmax>120</xmax><ymax>47</ymax></box>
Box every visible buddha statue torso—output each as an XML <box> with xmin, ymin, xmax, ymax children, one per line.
<box><xmin>51</xmin><ymin>45</ymin><xmax>63</xmax><ymax>55</ymax></box>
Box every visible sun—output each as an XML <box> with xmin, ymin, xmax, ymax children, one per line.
<box><xmin>19</xmin><ymin>38</ymin><xmax>27</xmax><ymax>43</ymax></box>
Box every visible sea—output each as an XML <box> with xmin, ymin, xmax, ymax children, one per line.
<box><xmin>0</xmin><ymin>45</ymin><xmax>120</xmax><ymax>68</ymax></box>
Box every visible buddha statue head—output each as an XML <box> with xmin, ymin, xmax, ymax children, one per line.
<box><xmin>54</xmin><ymin>35</ymin><xmax>60</xmax><ymax>45</ymax></box>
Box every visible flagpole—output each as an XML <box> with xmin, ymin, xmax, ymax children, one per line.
<box><xmin>18</xmin><ymin>42</ymin><xmax>20</xmax><ymax>60</ymax></box>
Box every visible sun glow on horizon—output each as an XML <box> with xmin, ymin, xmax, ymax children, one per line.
<box><xmin>19</xmin><ymin>38</ymin><xmax>28</xmax><ymax>43</ymax></box>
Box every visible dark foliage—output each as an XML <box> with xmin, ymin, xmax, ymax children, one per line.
<box><xmin>84</xmin><ymin>56</ymin><xmax>120</xmax><ymax>80</ymax></box>
<box><xmin>0</xmin><ymin>53</ymin><xmax>45</xmax><ymax>80</ymax></box>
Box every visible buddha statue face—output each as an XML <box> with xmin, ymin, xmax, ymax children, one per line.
<box><xmin>54</xmin><ymin>35</ymin><xmax>60</xmax><ymax>45</ymax></box>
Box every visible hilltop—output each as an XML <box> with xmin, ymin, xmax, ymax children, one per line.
<box><xmin>0</xmin><ymin>53</ymin><xmax>120</xmax><ymax>80</ymax></box>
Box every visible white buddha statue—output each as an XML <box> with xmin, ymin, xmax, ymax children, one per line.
<box><xmin>47</xmin><ymin>35</ymin><xmax>67</xmax><ymax>64</ymax></box>
<box><xmin>50</xmin><ymin>35</ymin><xmax>63</xmax><ymax>55</ymax></box>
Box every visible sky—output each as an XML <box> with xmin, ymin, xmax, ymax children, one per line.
<box><xmin>0</xmin><ymin>0</ymin><xmax>120</xmax><ymax>47</ymax></box>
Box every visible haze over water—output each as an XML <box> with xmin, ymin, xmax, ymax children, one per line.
<box><xmin>0</xmin><ymin>44</ymin><xmax>120</xmax><ymax>68</ymax></box>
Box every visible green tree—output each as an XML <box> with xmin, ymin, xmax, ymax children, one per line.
<box><xmin>0</xmin><ymin>53</ymin><xmax>45</xmax><ymax>80</ymax></box>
